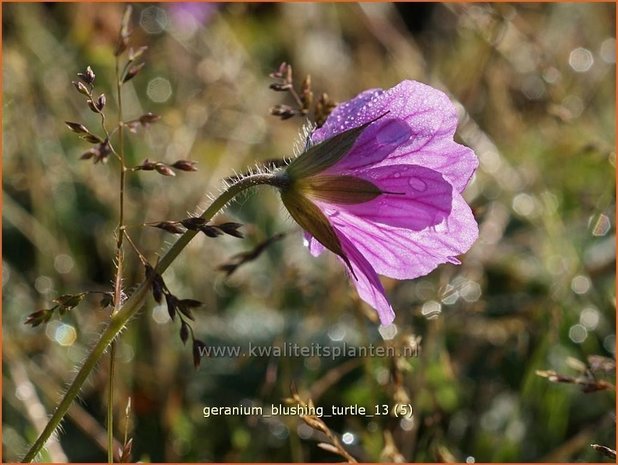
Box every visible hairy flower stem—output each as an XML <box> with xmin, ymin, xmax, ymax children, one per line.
<box><xmin>21</xmin><ymin>172</ymin><xmax>279</xmax><ymax>463</ymax></box>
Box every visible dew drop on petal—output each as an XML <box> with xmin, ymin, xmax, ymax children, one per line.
<box><xmin>408</xmin><ymin>178</ymin><xmax>427</xmax><ymax>192</ymax></box>
<box><xmin>432</xmin><ymin>220</ymin><xmax>450</xmax><ymax>234</ymax></box>
<box><xmin>394</xmin><ymin>173</ymin><xmax>401</xmax><ymax>179</ymax></box>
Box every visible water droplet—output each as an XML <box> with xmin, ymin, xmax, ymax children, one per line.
<box><xmin>408</xmin><ymin>178</ymin><xmax>427</xmax><ymax>191</ymax></box>
<box><xmin>394</xmin><ymin>173</ymin><xmax>401</xmax><ymax>179</ymax></box>
<box><xmin>432</xmin><ymin>220</ymin><xmax>450</xmax><ymax>233</ymax></box>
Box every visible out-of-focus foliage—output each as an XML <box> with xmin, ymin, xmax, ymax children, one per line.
<box><xmin>3</xmin><ymin>3</ymin><xmax>615</xmax><ymax>462</ymax></box>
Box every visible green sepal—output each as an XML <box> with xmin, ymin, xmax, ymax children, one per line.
<box><xmin>280</xmin><ymin>189</ymin><xmax>353</xmax><ymax>272</ymax></box>
<box><xmin>300</xmin><ymin>175</ymin><xmax>382</xmax><ymax>204</ymax></box>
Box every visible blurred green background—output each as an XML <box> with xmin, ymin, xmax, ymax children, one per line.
<box><xmin>2</xmin><ymin>2</ymin><xmax>615</xmax><ymax>462</ymax></box>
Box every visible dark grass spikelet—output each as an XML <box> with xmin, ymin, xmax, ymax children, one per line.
<box><xmin>133</xmin><ymin>159</ymin><xmax>197</xmax><ymax>176</ymax></box>
<box><xmin>179</xmin><ymin>321</ymin><xmax>189</xmax><ymax>345</ymax></box>
<box><xmin>139</xmin><ymin>112</ymin><xmax>161</xmax><ymax>124</ymax></box>
<box><xmin>145</xmin><ymin>262</ymin><xmax>204</xmax><ymax>363</ymax></box>
<box><xmin>192</xmin><ymin>339</ymin><xmax>206</xmax><ymax>369</ymax></box>
<box><xmin>125</xmin><ymin>113</ymin><xmax>161</xmax><ymax>133</ymax></box>
<box><xmin>171</xmin><ymin>160</ymin><xmax>198</xmax><ymax>172</ymax></box>
<box><xmin>77</xmin><ymin>65</ymin><xmax>96</xmax><ymax>86</ymax></box>
<box><xmin>93</xmin><ymin>139</ymin><xmax>112</xmax><ymax>164</ymax></box>
<box><xmin>24</xmin><ymin>309</ymin><xmax>53</xmax><ymax>328</ymax></box>
<box><xmin>72</xmin><ymin>80</ymin><xmax>90</xmax><ymax>96</ymax></box>
<box><xmin>65</xmin><ymin>121</ymin><xmax>92</xmax><ymax>135</ymax></box>
<box><xmin>178</xmin><ymin>299</ymin><xmax>201</xmax><ymax>321</ymax></box>
<box><xmin>315</xmin><ymin>93</ymin><xmax>337</xmax><ymax>128</ymax></box>
<box><xmin>119</xmin><ymin>438</ymin><xmax>133</xmax><ymax>463</ymax></box>
<box><xmin>180</xmin><ymin>217</ymin><xmax>207</xmax><ymax>230</ymax></box>
<box><xmin>134</xmin><ymin>158</ymin><xmax>157</xmax><ymax>170</ymax></box>
<box><xmin>114</xmin><ymin>5</ymin><xmax>133</xmax><ymax>56</ymax></box>
<box><xmin>165</xmin><ymin>293</ymin><xmax>178</xmax><ymax>320</ymax></box>
<box><xmin>218</xmin><ymin>232</ymin><xmax>286</xmax><ymax>276</ymax></box>
<box><xmin>268</xmin><ymin>62</ymin><xmax>336</xmax><ymax>126</ymax></box>
<box><xmin>149</xmin><ymin>221</ymin><xmax>186</xmax><ymax>234</ymax></box>
<box><xmin>536</xmin><ymin>368</ymin><xmax>614</xmax><ymax>393</ymax></box>
<box><xmin>217</xmin><ymin>222</ymin><xmax>244</xmax><ymax>238</ymax></box>
<box><xmin>147</xmin><ymin>218</ymin><xmax>243</xmax><ymax>239</ymax></box>
<box><xmin>154</xmin><ymin>163</ymin><xmax>176</xmax><ymax>176</ymax></box>
<box><xmin>199</xmin><ymin>225</ymin><xmax>223</xmax><ymax>238</ymax></box>
<box><xmin>128</xmin><ymin>45</ymin><xmax>148</xmax><ymax>62</ymax></box>
<box><xmin>123</xmin><ymin>62</ymin><xmax>145</xmax><ymax>83</ymax></box>
<box><xmin>145</xmin><ymin>264</ymin><xmax>166</xmax><ymax>304</ymax></box>
<box><xmin>590</xmin><ymin>444</ymin><xmax>616</xmax><ymax>460</ymax></box>
<box><xmin>24</xmin><ymin>291</ymin><xmax>103</xmax><ymax>327</ymax></box>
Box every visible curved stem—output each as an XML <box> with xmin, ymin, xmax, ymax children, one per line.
<box><xmin>106</xmin><ymin>337</ymin><xmax>117</xmax><ymax>463</ymax></box>
<box><xmin>21</xmin><ymin>173</ymin><xmax>278</xmax><ymax>463</ymax></box>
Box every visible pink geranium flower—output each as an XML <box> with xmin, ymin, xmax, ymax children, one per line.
<box><xmin>277</xmin><ymin>80</ymin><xmax>478</xmax><ymax>325</ymax></box>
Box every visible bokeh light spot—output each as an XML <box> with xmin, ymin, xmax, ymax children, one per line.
<box><xmin>568</xmin><ymin>324</ymin><xmax>588</xmax><ymax>344</ymax></box>
<box><xmin>569</xmin><ymin>47</ymin><xmax>594</xmax><ymax>72</ymax></box>
<box><xmin>34</xmin><ymin>275</ymin><xmax>53</xmax><ymax>294</ymax></box>
<box><xmin>591</xmin><ymin>213</ymin><xmax>611</xmax><ymax>236</ymax></box>
<box><xmin>54</xmin><ymin>323</ymin><xmax>77</xmax><ymax>347</ymax></box>
<box><xmin>570</xmin><ymin>275</ymin><xmax>591</xmax><ymax>294</ymax></box>
<box><xmin>580</xmin><ymin>306</ymin><xmax>600</xmax><ymax>330</ymax></box>
<box><xmin>603</xmin><ymin>335</ymin><xmax>615</xmax><ymax>354</ymax></box>
<box><xmin>342</xmin><ymin>432</ymin><xmax>355</xmax><ymax>445</ymax></box>
<box><xmin>54</xmin><ymin>254</ymin><xmax>74</xmax><ymax>274</ymax></box>
<box><xmin>152</xmin><ymin>304</ymin><xmax>170</xmax><ymax>324</ymax></box>
<box><xmin>2</xmin><ymin>261</ymin><xmax>10</xmax><ymax>287</ymax></box>
<box><xmin>379</xmin><ymin>323</ymin><xmax>398</xmax><ymax>340</ymax></box>
<box><xmin>147</xmin><ymin>77</ymin><xmax>173</xmax><ymax>103</ymax></box>
<box><xmin>512</xmin><ymin>193</ymin><xmax>536</xmax><ymax>217</ymax></box>
<box><xmin>599</xmin><ymin>37</ymin><xmax>616</xmax><ymax>64</ymax></box>
<box><xmin>422</xmin><ymin>300</ymin><xmax>443</xmax><ymax>318</ymax></box>
<box><xmin>327</xmin><ymin>324</ymin><xmax>346</xmax><ymax>342</ymax></box>
<box><xmin>400</xmin><ymin>417</ymin><xmax>415</xmax><ymax>431</ymax></box>
<box><xmin>140</xmin><ymin>6</ymin><xmax>168</xmax><ymax>34</ymax></box>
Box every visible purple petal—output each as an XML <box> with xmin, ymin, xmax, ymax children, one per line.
<box><xmin>313</xmin><ymin>80</ymin><xmax>477</xmax><ymax>192</ymax></box>
<box><xmin>316</xmin><ymin>118</ymin><xmax>413</xmax><ymax>173</ymax></box>
<box><xmin>315</xmin><ymin>191</ymin><xmax>478</xmax><ymax>280</ymax></box>
<box><xmin>335</xmin><ymin>232</ymin><xmax>395</xmax><ymax>325</ymax></box>
<box><xmin>304</xmin><ymin>231</ymin><xmax>325</xmax><ymax>257</ymax></box>
<box><xmin>320</xmin><ymin>164</ymin><xmax>453</xmax><ymax>231</ymax></box>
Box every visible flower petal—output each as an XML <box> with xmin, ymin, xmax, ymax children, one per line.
<box><xmin>313</xmin><ymin>80</ymin><xmax>477</xmax><ymax>192</ymax></box>
<box><xmin>304</xmin><ymin>231</ymin><xmax>325</xmax><ymax>257</ymax></box>
<box><xmin>281</xmin><ymin>189</ymin><xmax>347</xmax><ymax>263</ymax></box>
<box><xmin>315</xmin><ymin>191</ymin><xmax>478</xmax><ymax>280</ymax></box>
<box><xmin>335</xmin><ymin>231</ymin><xmax>395</xmax><ymax>325</ymax></box>
<box><xmin>318</xmin><ymin>164</ymin><xmax>453</xmax><ymax>231</ymax></box>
